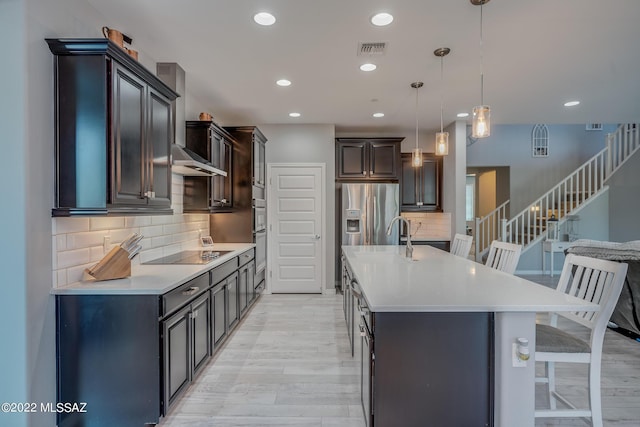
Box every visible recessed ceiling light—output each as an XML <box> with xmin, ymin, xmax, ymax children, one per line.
<box><xmin>276</xmin><ymin>79</ymin><xmax>291</xmax><ymax>87</ymax></box>
<box><xmin>457</xmin><ymin>112</ymin><xmax>469</xmax><ymax>118</ymax></box>
<box><xmin>289</xmin><ymin>112</ymin><xmax>301</xmax><ymax>118</ymax></box>
<box><xmin>254</xmin><ymin>12</ymin><xmax>276</xmax><ymax>26</ymax></box>
<box><xmin>360</xmin><ymin>63</ymin><xmax>377</xmax><ymax>72</ymax></box>
<box><xmin>373</xmin><ymin>113</ymin><xmax>385</xmax><ymax>118</ymax></box>
<box><xmin>371</xmin><ymin>12</ymin><xmax>394</xmax><ymax>26</ymax></box>
<box><xmin>564</xmin><ymin>100</ymin><xmax>580</xmax><ymax>107</ymax></box>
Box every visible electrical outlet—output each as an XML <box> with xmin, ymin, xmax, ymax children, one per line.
<box><xmin>512</xmin><ymin>343</ymin><xmax>527</xmax><ymax>368</ymax></box>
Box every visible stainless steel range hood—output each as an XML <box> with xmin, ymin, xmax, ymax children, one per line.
<box><xmin>171</xmin><ymin>145</ymin><xmax>227</xmax><ymax>177</ymax></box>
<box><xmin>157</xmin><ymin>62</ymin><xmax>226</xmax><ymax>177</ymax></box>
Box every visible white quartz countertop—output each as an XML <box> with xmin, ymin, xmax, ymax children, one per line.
<box><xmin>342</xmin><ymin>245</ymin><xmax>598</xmax><ymax>313</ymax></box>
<box><xmin>52</xmin><ymin>243</ymin><xmax>255</xmax><ymax>295</ymax></box>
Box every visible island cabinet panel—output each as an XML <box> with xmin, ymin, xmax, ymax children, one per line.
<box><xmin>47</xmin><ymin>38</ymin><xmax>178</xmax><ymax>216</ymax></box>
<box><xmin>367</xmin><ymin>312</ymin><xmax>494</xmax><ymax>427</ymax></box>
<box><xmin>336</xmin><ymin>138</ymin><xmax>403</xmax><ymax>181</ymax></box>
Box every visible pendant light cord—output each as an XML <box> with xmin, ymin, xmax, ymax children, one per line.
<box><xmin>415</xmin><ymin>87</ymin><xmax>419</xmax><ymax>150</ymax></box>
<box><xmin>440</xmin><ymin>56</ymin><xmax>444</xmax><ymax>133</ymax></box>
<box><xmin>480</xmin><ymin>2</ymin><xmax>484</xmax><ymax>106</ymax></box>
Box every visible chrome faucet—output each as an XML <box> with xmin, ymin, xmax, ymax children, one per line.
<box><xmin>386</xmin><ymin>216</ymin><xmax>413</xmax><ymax>259</ymax></box>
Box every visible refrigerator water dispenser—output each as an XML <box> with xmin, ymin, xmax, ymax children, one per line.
<box><xmin>345</xmin><ymin>209</ymin><xmax>361</xmax><ymax>234</ymax></box>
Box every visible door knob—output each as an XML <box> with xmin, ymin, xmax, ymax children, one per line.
<box><xmin>312</xmin><ymin>234</ymin><xmax>321</xmax><ymax>240</ymax></box>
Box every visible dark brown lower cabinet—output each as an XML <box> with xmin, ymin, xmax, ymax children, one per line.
<box><xmin>211</xmin><ymin>281</ymin><xmax>227</xmax><ymax>348</ymax></box>
<box><xmin>359</xmin><ymin>308</ymin><xmax>494</xmax><ymax>426</ymax></box>
<box><xmin>55</xmin><ymin>251</ymin><xmax>260</xmax><ymax>426</ymax></box>
<box><xmin>162</xmin><ymin>283</ymin><xmax>210</xmax><ymax>412</ymax></box>
<box><xmin>227</xmin><ymin>272</ymin><xmax>240</xmax><ymax>331</ymax></box>
<box><xmin>163</xmin><ymin>305</ymin><xmax>191</xmax><ymax>409</ymax></box>
<box><xmin>56</xmin><ymin>295</ymin><xmax>160</xmax><ymax>427</ymax></box>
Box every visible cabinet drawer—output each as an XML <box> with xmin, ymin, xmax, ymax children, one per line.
<box><xmin>210</xmin><ymin>258</ymin><xmax>239</xmax><ymax>285</ymax></box>
<box><xmin>238</xmin><ymin>249</ymin><xmax>255</xmax><ymax>268</ymax></box>
<box><xmin>162</xmin><ymin>273</ymin><xmax>209</xmax><ymax>317</ymax></box>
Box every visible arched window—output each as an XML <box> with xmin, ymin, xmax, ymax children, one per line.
<box><xmin>532</xmin><ymin>124</ymin><xmax>549</xmax><ymax>157</ymax></box>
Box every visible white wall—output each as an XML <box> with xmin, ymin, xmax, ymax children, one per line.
<box><xmin>442</xmin><ymin>120</ymin><xmax>467</xmax><ymax>237</ymax></box>
<box><xmin>260</xmin><ymin>124</ymin><xmax>336</xmax><ymax>290</ymax></box>
<box><xmin>467</xmin><ymin>124</ymin><xmax>616</xmax><ymax>213</ymax></box>
<box><xmin>5</xmin><ymin>1</ymin><xmax>215</xmax><ymax>425</ymax></box>
<box><xmin>0</xmin><ymin>2</ymin><xmax>28</xmax><ymax>426</ymax></box>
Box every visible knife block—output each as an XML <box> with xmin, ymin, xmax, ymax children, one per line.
<box><xmin>86</xmin><ymin>246</ymin><xmax>131</xmax><ymax>281</ymax></box>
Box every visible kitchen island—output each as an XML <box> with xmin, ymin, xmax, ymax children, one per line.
<box><xmin>342</xmin><ymin>245</ymin><xmax>598</xmax><ymax>427</ymax></box>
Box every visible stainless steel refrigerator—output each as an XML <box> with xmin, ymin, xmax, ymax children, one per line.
<box><xmin>341</xmin><ymin>183</ymin><xmax>400</xmax><ymax>246</ymax></box>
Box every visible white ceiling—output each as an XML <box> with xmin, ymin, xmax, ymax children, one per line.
<box><xmin>88</xmin><ymin>0</ymin><xmax>640</xmax><ymax>134</ymax></box>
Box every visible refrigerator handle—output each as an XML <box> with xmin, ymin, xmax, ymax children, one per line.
<box><xmin>365</xmin><ymin>191</ymin><xmax>370</xmax><ymax>245</ymax></box>
<box><xmin>373</xmin><ymin>195</ymin><xmax>377</xmax><ymax>243</ymax></box>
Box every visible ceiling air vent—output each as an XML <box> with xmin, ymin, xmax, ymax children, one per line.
<box><xmin>585</xmin><ymin>123</ymin><xmax>603</xmax><ymax>131</ymax></box>
<box><xmin>358</xmin><ymin>42</ymin><xmax>387</xmax><ymax>56</ymax></box>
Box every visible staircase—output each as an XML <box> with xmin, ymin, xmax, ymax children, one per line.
<box><xmin>474</xmin><ymin>123</ymin><xmax>640</xmax><ymax>261</ymax></box>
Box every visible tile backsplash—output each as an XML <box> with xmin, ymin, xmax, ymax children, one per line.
<box><xmin>401</xmin><ymin>212</ymin><xmax>452</xmax><ymax>240</ymax></box>
<box><xmin>51</xmin><ymin>174</ymin><xmax>209</xmax><ymax>287</ymax></box>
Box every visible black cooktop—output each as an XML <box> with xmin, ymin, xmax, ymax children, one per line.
<box><xmin>143</xmin><ymin>250</ymin><xmax>234</xmax><ymax>265</ymax></box>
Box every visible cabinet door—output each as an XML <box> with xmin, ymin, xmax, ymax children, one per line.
<box><xmin>191</xmin><ymin>293</ymin><xmax>211</xmax><ymax>376</ymax></box>
<box><xmin>400</xmin><ymin>153</ymin><xmax>443</xmax><ymax>211</ymax></box>
<box><xmin>211</xmin><ymin>283</ymin><xmax>227</xmax><ymax>349</ymax></box>
<box><xmin>401</xmin><ymin>155</ymin><xmax>420</xmax><ymax>208</ymax></box>
<box><xmin>111</xmin><ymin>62</ymin><xmax>147</xmax><ymax>206</ymax></box>
<box><xmin>247</xmin><ymin>261</ymin><xmax>256</xmax><ymax>305</ymax></box>
<box><xmin>369</xmin><ymin>141</ymin><xmax>400</xmax><ymax>179</ymax></box>
<box><xmin>162</xmin><ymin>305</ymin><xmax>190</xmax><ymax>410</ymax></box>
<box><xmin>227</xmin><ymin>273</ymin><xmax>239</xmax><ymax>330</ymax></box>
<box><xmin>147</xmin><ymin>88</ymin><xmax>172</xmax><ymax>207</ymax></box>
<box><xmin>212</xmin><ymin>138</ymin><xmax>232</xmax><ymax>208</ymax></box>
<box><xmin>420</xmin><ymin>156</ymin><xmax>441</xmax><ymax>209</ymax></box>
<box><xmin>337</xmin><ymin>141</ymin><xmax>368</xmax><ymax>179</ymax></box>
<box><xmin>239</xmin><ymin>263</ymin><xmax>248</xmax><ymax>315</ymax></box>
<box><xmin>253</xmin><ymin>136</ymin><xmax>266</xmax><ymax>188</ymax></box>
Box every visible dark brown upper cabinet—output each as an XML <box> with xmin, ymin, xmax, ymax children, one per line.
<box><xmin>183</xmin><ymin>121</ymin><xmax>235</xmax><ymax>212</ymax></box>
<box><xmin>400</xmin><ymin>153</ymin><xmax>443</xmax><ymax>212</ymax></box>
<box><xmin>336</xmin><ymin>138</ymin><xmax>402</xmax><ymax>181</ymax></box>
<box><xmin>47</xmin><ymin>38</ymin><xmax>178</xmax><ymax>216</ymax></box>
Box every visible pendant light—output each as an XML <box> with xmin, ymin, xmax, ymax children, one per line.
<box><xmin>411</xmin><ymin>82</ymin><xmax>424</xmax><ymax>167</ymax></box>
<box><xmin>434</xmin><ymin>47</ymin><xmax>450</xmax><ymax>156</ymax></box>
<box><xmin>471</xmin><ymin>0</ymin><xmax>491</xmax><ymax>139</ymax></box>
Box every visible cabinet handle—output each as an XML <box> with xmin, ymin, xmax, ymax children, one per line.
<box><xmin>182</xmin><ymin>286</ymin><xmax>200</xmax><ymax>296</ymax></box>
<box><xmin>362</xmin><ymin>171</ymin><xmax>366</xmax><ymax>176</ymax></box>
<box><xmin>370</xmin><ymin>170</ymin><xmax>373</xmax><ymax>175</ymax></box>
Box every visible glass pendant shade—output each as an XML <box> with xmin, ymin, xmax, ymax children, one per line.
<box><xmin>472</xmin><ymin>105</ymin><xmax>491</xmax><ymax>138</ymax></box>
<box><xmin>412</xmin><ymin>147</ymin><xmax>422</xmax><ymax>167</ymax></box>
<box><xmin>435</xmin><ymin>132</ymin><xmax>449</xmax><ymax>156</ymax></box>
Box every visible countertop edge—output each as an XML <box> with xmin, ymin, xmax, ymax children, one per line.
<box><xmin>52</xmin><ymin>243</ymin><xmax>255</xmax><ymax>296</ymax></box>
<box><xmin>341</xmin><ymin>246</ymin><xmax>599</xmax><ymax>313</ymax></box>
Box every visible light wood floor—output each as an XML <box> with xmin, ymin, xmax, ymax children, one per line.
<box><xmin>158</xmin><ymin>294</ymin><xmax>365</xmax><ymax>427</ymax></box>
<box><xmin>159</xmin><ymin>278</ymin><xmax>640</xmax><ymax>427</ymax></box>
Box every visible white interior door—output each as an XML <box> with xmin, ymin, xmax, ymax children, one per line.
<box><xmin>268</xmin><ymin>164</ymin><xmax>324</xmax><ymax>293</ymax></box>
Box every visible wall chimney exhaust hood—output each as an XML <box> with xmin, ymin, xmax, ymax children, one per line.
<box><xmin>171</xmin><ymin>145</ymin><xmax>227</xmax><ymax>177</ymax></box>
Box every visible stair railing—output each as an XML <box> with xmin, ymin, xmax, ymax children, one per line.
<box><xmin>501</xmin><ymin>123</ymin><xmax>640</xmax><ymax>252</ymax></box>
<box><xmin>474</xmin><ymin>199</ymin><xmax>510</xmax><ymax>261</ymax></box>
<box><xmin>607</xmin><ymin>123</ymin><xmax>640</xmax><ymax>174</ymax></box>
